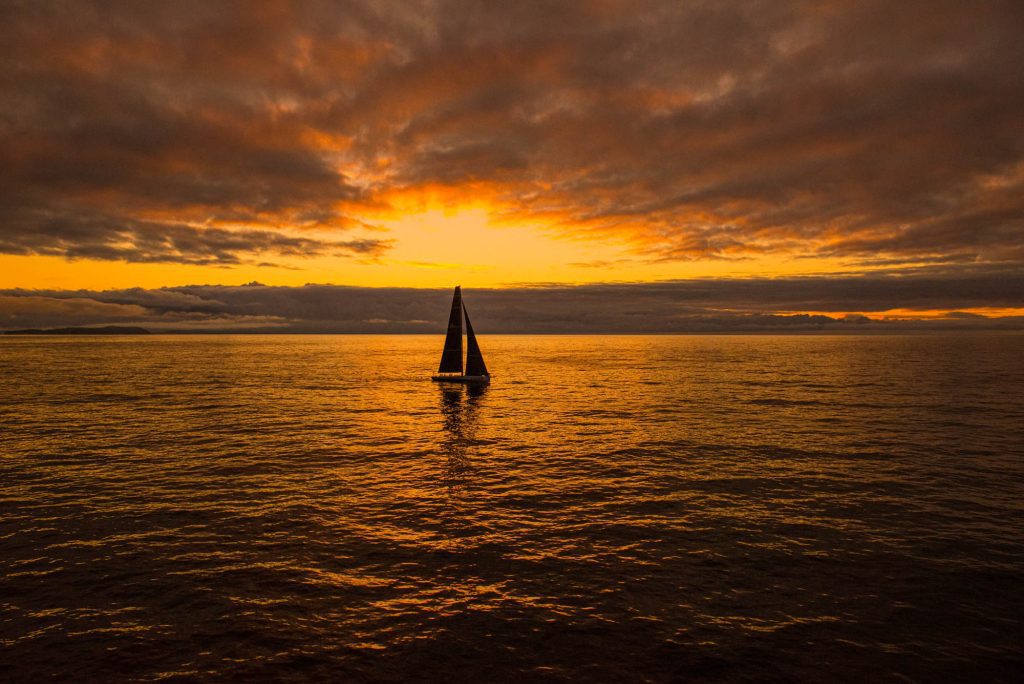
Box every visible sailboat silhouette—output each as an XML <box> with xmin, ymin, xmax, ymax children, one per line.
<box><xmin>431</xmin><ymin>286</ymin><xmax>491</xmax><ymax>384</ymax></box>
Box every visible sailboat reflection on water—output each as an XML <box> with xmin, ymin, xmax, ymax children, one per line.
<box><xmin>431</xmin><ymin>286</ymin><xmax>491</xmax><ymax>384</ymax></box>
<box><xmin>438</xmin><ymin>381</ymin><xmax>486</xmax><ymax>497</ymax></box>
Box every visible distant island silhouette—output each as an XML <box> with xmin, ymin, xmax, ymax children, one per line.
<box><xmin>5</xmin><ymin>326</ymin><xmax>151</xmax><ymax>335</ymax></box>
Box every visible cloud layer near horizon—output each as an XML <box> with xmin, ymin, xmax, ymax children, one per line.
<box><xmin>3</xmin><ymin>267</ymin><xmax>1022</xmax><ymax>332</ymax></box>
<box><xmin>2</xmin><ymin>1</ymin><xmax>1023</xmax><ymax>268</ymax></box>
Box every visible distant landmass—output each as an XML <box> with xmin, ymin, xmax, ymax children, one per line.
<box><xmin>5</xmin><ymin>326</ymin><xmax>151</xmax><ymax>335</ymax></box>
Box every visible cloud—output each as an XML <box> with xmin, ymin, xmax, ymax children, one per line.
<box><xmin>3</xmin><ymin>266</ymin><xmax>1022</xmax><ymax>332</ymax></box>
<box><xmin>0</xmin><ymin>295</ymin><xmax>148</xmax><ymax>329</ymax></box>
<box><xmin>0</xmin><ymin>209</ymin><xmax>392</xmax><ymax>265</ymax></box>
<box><xmin>1</xmin><ymin>1</ymin><xmax>1022</xmax><ymax>268</ymax></box>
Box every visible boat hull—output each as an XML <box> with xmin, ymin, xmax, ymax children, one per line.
<box><xmin>431</xmin><ymin>374</ymin><xmax>490</xmax><ymax>384</ymax></box>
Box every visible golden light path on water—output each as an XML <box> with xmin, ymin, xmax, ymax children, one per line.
<box><xmin>1</xmin><ymin>334</ymin><xmax>1023</xmax><ymax>680</ymax></box>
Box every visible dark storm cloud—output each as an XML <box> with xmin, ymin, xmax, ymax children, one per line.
<box><xmin>0</xmin><ymin>207</ymin><xmax>391</xmax><ymax>265</ymax></box>
<box><xmin>1</xmin><ymin>1</ymin><xmax>1023</xmax><ymax>265</ymax></box>
<box><xmin>3</xmin><ymin>267</ymin><xmax>1022</xmax><ymax>332</ymax></box>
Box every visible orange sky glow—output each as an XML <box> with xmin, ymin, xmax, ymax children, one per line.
<box><xmin>1</xmin><ymin>1</ymin><xmax>1022</xmax><ymax>329</ymax></box>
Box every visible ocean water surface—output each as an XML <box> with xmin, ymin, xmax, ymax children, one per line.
<box><xmin>1</xmin><ymin>334</ymin><xmax>1023</xmax><ymax>681</ymax></box>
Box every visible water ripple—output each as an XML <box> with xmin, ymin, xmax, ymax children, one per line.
<box><xmin>1</xmin><ymin>334</ymin><xmax>1023</xmax><ymax>681</ymax></box>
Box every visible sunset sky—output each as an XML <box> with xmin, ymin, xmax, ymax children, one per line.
<box><xmin>2</xmin><ymin>1</ymin><xmax>1022</xmax><ymax>331</ymax></box>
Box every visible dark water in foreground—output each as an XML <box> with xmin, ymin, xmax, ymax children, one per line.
<box><xmin>2</xmin><ymin>334</ymin><xmax>1023</xmax><ymax>682</ymax></box>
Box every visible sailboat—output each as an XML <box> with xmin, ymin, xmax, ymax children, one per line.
<box><xmin>431</xmin><ymin>286</ymin><xmax>490</xmax><ymax>384</ymax></box>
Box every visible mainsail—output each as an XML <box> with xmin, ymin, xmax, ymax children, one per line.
<box><xmin>437</xmin><ymin>286</ymin><xmax>463</xmax><ymax>373</ymax></box>
<box><xmin>464</xmin><ymin>304</ymin><xmax>488</xmax><ymax>377</ymax></box>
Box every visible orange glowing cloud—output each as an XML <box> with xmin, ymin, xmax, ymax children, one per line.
<box><xmin>1</xmin><ymin>0</ymin><xmax>1022</xmax><ymax>293</ymax></box>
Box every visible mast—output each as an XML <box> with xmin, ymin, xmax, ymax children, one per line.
<box><xmin>437</xmin><ymin>286</ymin><xmax>463</xmax><ymax>373</ymax></box>
<box><xmin>464</xmin><ymin>303</ymin><xmax>488</xmax><ymax>377</ymax></box>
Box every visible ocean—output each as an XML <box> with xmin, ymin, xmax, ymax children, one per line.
<box><xmin>2</xmin><ymin>334</ymin><xmax>1022</xmax><ymax>681</ymax></box>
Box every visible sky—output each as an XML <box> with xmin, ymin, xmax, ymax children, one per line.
<box><xmin>1</xmin><ymin>1</ymin><xmax>1023</xmax><ymax>331</ymax></box>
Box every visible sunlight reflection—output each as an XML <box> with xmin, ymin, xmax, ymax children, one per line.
<box><xmin>438</xmin><ymin>383</ymin><xmax>488</xmax><ymax>499</ymax></box>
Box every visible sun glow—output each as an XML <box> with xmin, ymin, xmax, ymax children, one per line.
<box><xmin>0</xmin><ymin>193</ymin><xmax>897</xmax><ymax>292</ymax></box>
